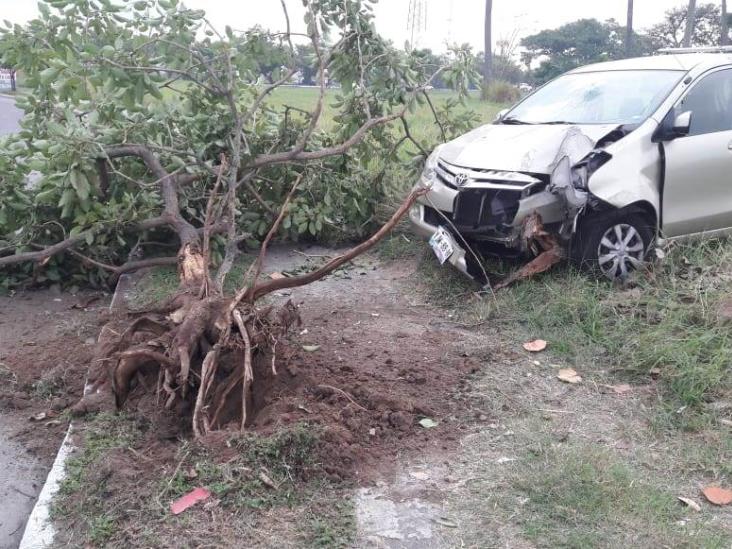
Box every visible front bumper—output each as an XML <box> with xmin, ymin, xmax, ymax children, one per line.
<box><xmin>409</xmin><ymin>164</ymin><xmax>573</xmax><ymax>278</ymax></box>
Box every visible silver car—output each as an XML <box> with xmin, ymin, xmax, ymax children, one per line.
<box><xmin>410</xmin><ymin>47</ymin><xmax>732</xmax><ymax>282</ymax></box>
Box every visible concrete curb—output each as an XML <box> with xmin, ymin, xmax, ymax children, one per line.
<box><xmin>17</xmin><ymin>427</ymin><xmax>75</xmax><ymax>549</ymax></box>
<box><xmin>18</xmin><ymin>275</ymin><xmax>133</xmax><ymax>548</ymax></box>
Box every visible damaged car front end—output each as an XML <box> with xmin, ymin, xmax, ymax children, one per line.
<box><xmin>410</xmin><ymin>60</ymin><xmax>705</xmax><ymax>284</ymax></box>
<box><xmin>410</xmin><ymin>123</ymin><xmax>626</xmax><ymax>282</ymax></box>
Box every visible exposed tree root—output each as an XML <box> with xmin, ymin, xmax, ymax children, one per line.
<box><xmin>70</xmin><ymin>187</ymin><xmax>425</xmax><ymax>439</ymax></box>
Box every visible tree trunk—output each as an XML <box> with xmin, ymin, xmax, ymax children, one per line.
<box><xmin>10</xmin><ymin>70</ymin><xmax>15</xmax><ymax>92</ymax></box>
<box><xmin>483</xmin><ymin>0</ymin><xmax>493</xmax><ymax>86</ymax></box>
<box><xmin>723</xmin><ymin>0</ymin><xmax>730</xmax><ymax>46</ymax></box>
<box><xmin>683</xmin><ymin>0</ymin><xmax>698</xmax><ymax>47</ymax></box>
<box><xmin>625</xmin><ymin>0</ymin><xmax>634</xmax><ymax>56</ymax></box>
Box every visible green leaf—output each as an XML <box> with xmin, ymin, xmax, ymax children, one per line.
<box><xmin>39</xmin><ymin>67</ymin><xmax>60</xmax><ymax>85</ymax></box>
<box><xmin>70</xmin><ymin>170</ymin><xmax>91</xmax><ymax>201</ymax></box>
<box><xmin>85</xmin><ymin>232</ymin><xmax>94</xmax><ymax>246</ymax></box>
<box><xmin>133</xmin><ymin>1</ymin><xmax>147</xmax><ymax>10</ymax></box>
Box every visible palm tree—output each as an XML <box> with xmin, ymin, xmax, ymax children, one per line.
<box><xmin>483</xmin><ymin>0</ymin><xmax>493</xmax><ymax>87</ymax></box>
<box><xmin>722</xmin><ymin>0</ymin><xmax>730</xmax><ymax>46</ymax></box>
<box><xmin>683</xmin><ymin>0</ymin><xmax>698</xmax><ymax>47</ymax></box>
<box><xmin>626</xmin><ymin>0</ymin><xmax>634</xmax><ymax>56</ymax></box>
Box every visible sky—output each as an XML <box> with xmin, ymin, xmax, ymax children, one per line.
<box><xmin>0</xmin><ymin>0</ymin><xmax>691</xmax><ymax>53</ymax></box>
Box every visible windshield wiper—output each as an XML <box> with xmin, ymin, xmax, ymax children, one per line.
<box><xmin>501</xmin><ymin>116</ymin><xmax>534</xmax><ymax>125</ymax></box>
<box><xmin>542</xmin><ymin>120</ymin><xmax>576</xmax><ymax>125</ymax></box>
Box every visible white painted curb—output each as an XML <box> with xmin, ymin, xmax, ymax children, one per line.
<box><xmin>18</xmin><ymin>275</ymin><xmax>133</xmax><ymax>548</ymax></box>
<box><xmin>17</xmin><ymin>427</ymin><xmax>74</xmax><ymax>549</ymax></box>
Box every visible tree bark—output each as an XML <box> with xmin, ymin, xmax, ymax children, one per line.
<box><xmin>683</xmin><ymin>0</ymin><xmax>698</xmax><ymax>47</ymax></box>
<box><xmin>626</xmin><ymin>0</ymin><xmax>634</xmax><ymax>56</ymax></box>
<box><xmin>483</xmin><ymin>0</ymin><xmax>493</xmax><ymax>86</ymax></box>
<box><xmin>723</xmin><ymin>0</ymin><xmax>730</xmax><ymax>46</ymax></box>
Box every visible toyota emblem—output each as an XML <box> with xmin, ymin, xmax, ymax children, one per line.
<box><xmin>454</xmin><ymin>173</ymin><xmax>470</xmax><ymax>187</ymax></box>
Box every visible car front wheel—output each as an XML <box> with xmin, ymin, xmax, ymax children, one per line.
<box><xmin>574</xmin><ymin>211</ymin><xmax>654</xmax><ymax>281</ymax></box>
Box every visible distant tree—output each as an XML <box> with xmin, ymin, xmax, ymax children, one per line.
<box><xmin>626</xmin><ymin>0</ymin><xmax>634</xmax><ymax>56</ymax></box>
<box><xmin>492</xmin><ymin>35</ymin><xmax>525</xmax><ymax>83</ymax></box>
<box><xmin>722</xmin><ymin>0</ymin><xmax>730</xmax><ymax>45</ymax></box>
<box><xmin>683</xmin><ymin>0</ymin><xmax>699</xmax><ymax>46</ymax></box>
<box><xmin>294</xmin><ymin>44</ymin><xmax>317</xmax><ymax>86</ymax></box>
<box><xmin>483</xmin><ymin>0</ymin><xmax>493</xmax><ymax>85</ymax></box>
<box><xmin>522</xmin><ymin>19</ymin><xmax>641</xmax><ymax>83</ymax></box>
<box><xmin>648</xmin><ymin>3</ymin><xmax>721</xmax><ymax>48</ymax></box>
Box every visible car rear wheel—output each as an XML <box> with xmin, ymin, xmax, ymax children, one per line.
<box><xmin>574</xmin><ymin>211</ymin><xmax>654</xmax><ymax>281</ymax></box>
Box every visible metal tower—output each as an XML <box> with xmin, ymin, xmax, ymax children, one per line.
<box><xmin>407</xmin><ymin>0</ymin><xmax>428</xmax><ymax>49</ymax></box>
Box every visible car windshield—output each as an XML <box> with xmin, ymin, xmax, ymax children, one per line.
<box><xmin>504</xmin><ymin>70</ymin><xmax>684</xmax><ymax>125</ymax></box>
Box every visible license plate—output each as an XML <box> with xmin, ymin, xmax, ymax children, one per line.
<box><xmin>429</xmin><ymin>227</ymin><xmax>454</xmax><ymax>265</ymax></box>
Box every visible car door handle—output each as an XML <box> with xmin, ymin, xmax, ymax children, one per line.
<box><xmin>729</xmin><ymin>140</ymin><xmax>732</xmax><ymax>150</ymax></box>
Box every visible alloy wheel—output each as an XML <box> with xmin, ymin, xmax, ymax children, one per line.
<box><xmin>597</xmin><ymin>223</ymin><xmax>645</xmax><ymax>280</ymax></box>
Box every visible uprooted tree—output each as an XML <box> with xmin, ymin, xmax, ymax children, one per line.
<box><xmin>0</xmin><ymin>0</ymin><xmax>478</xmax><ymax>437</ymax></box>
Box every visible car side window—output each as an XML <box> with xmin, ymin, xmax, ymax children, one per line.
<box><xmin>678</xmin><ymin>68</ymin><xmax>732</xmax><ymax>136</ymax></box>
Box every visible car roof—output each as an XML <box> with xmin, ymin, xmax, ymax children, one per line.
<box><xmin>569</xmin><ymin>53</ymin><xmax>732</xmax><ymax>74</ymax></box>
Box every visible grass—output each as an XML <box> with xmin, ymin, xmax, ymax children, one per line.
<box><xmin>265</xmin><ymin>86</ymin><xmax>503</xmax><ymax>144</ymax></box>
<box><xmin>414</xmin><ymin>236</ymin><xmax>732</xmax><ymax>428</ymax></box>
<box><xmin>512</xmin><ymin>442</ymin><xmax>730</xmax><ymax>548</ymax></box>
<box><xmin>54</xmin><ymin>414</ymin><xmax>355</xmax><ymax>548</ymax></box>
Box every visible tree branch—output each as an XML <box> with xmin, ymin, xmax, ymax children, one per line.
<box><xmin>245</xmin><ymin>187</ymin><xmax>427</xmax><ymax>301</ymax></box>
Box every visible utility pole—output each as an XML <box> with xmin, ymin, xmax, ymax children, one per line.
<box><xmin>722</xmin><ymin>0</ymin><xmax>730</xmax><ymax>46</ymax></box>
<box><xmin>483</xmin><ymin>0</ymin><xmax>493</xmax><ymax>86</ymax></box>
<box><xmin>683</xmin><ymin>0</ymin><xmax>698</xmax><ymax>47</ymax></box>
<box><xmin>626</xmin><ymin>0</ymin><xmax>634</xmax><ymax>56</ymax></box>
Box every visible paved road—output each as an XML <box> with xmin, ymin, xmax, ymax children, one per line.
<box><xmin>0</xmin><ymin>94</ymin><xmax>45</xmax><ymax>549</ymax></box>
<box><xmin>0</xmin><ymin>95</ymin><xmax>22</xmax><ymax>134</ymax></box>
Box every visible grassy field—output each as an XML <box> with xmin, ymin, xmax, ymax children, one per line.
<box><xmin>265</xmin><ymin>86</ymin><xmax>503</xmax><ymax>142</ymax></box>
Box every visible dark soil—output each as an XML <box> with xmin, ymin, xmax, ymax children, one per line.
<box><xmin>117</xmin><ymin>250</ymin><xmax>482</xmax><ymax>481</ymax></box>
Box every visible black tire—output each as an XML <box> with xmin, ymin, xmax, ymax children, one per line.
<box><xmin>572</xmin><ymin>210</ymin><xmax>654</xmax><ymax>280</ymax></box>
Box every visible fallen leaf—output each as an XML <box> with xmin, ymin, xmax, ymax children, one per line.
<box><xmin>433</xmin><ymin>517</ymin><xmax>458</xmax><ymax>528</ymax></box>
<box><xmin>258</xmin><ymin>471</ymin><xmax>278</xmax><ymax>490</ymax></box>
<box><xmin>496</xmin><ymin>457</ymin><xmax>517</xmax><ymax>464</ymax></box>
<box><xmin>419</xmin><ymin>418</ymin><xmax>439</xmax><ymax>429</ymax></box>
<box><xmin>523</xmin><ymin>339</ymin><xmax>547</xmax><ymax>353</ymax></box>
<box><xmin>302</xmin><ymin>345</ymin><xmax>320</xmax><ymax>352</ymax></box>
<box><xmin>677</xmin><ymin>496</ymin><xmax>701</xmax><ymax>512</ymax></box>
<box><xmin>649</xmin><ymin>367</ymin><xmax>661</xmax><ymax>379</ymax></box>
<box><xmin>719</xmin><ymin>419</ymin><xmax>732</xmax><ymax>427</ymax></box>
<box><xmin>702</xmin><ymin>486</ymin><xmax>732</xmax><ymax>506</ymax></box>
<box><xmin>557</xmin><ymin>368</ymin><xmax>582</xmax><ymax>384</ymax></box>
<box><xmin>268</xmin><ymin>272</ymin><xmax>287</xmax><ymax>280</ymax></box>
<box><xmin>171</xmin><ymin>487</ymin><xmax>211</xmax><ymax>515</ymax></box>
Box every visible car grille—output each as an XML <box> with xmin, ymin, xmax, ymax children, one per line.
<box><xmin>453</xmin><ymin>188</ymin><xmax>521</xmax><ymax>228</ymax></box>
<box><xmin>436</xmin><ymin>160</ymin><xmax>540</xmax><ymax>189</ymax></box>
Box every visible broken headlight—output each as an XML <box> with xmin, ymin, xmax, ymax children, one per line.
<box><xmin>571</xmin><ymin>150</ymin><xmax>612</xmax><ymax>189</ymax></box>
<box><xmin>422</xmin><ymin>144</ymin><xmax>445</xmax><ymax>182</ymax></box>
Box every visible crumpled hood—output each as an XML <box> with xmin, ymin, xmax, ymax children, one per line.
<box><xmin>439</xmin><ymin>123</ymin><xmax>619</xmax><ymax>174</ymax></box>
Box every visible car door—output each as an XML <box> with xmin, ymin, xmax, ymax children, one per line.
<box><xmin>661</xmin><ymin>67</ymin><xmax>732</xmax><ymax>238</ymax></box>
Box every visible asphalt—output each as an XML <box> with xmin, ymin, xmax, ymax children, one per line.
<box><xmin>0</xmin><ymin>94</ymin><xmax>45</xmax><ymax>549</ymax></box>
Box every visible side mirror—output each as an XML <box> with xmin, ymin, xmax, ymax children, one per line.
<box><xmin>494</xmin><ymin>109</ymin><xmax>508</xmax><ymax>122</ymax></box>
<box><xmin>653</xmin><ymin>110</ymin><xmax>693</xmax><ymax>142</ymax></box>
<box><xmin>672</xmin><ymin>110</ymin><xmax>692</xmax><ymax>136</ymax></box>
